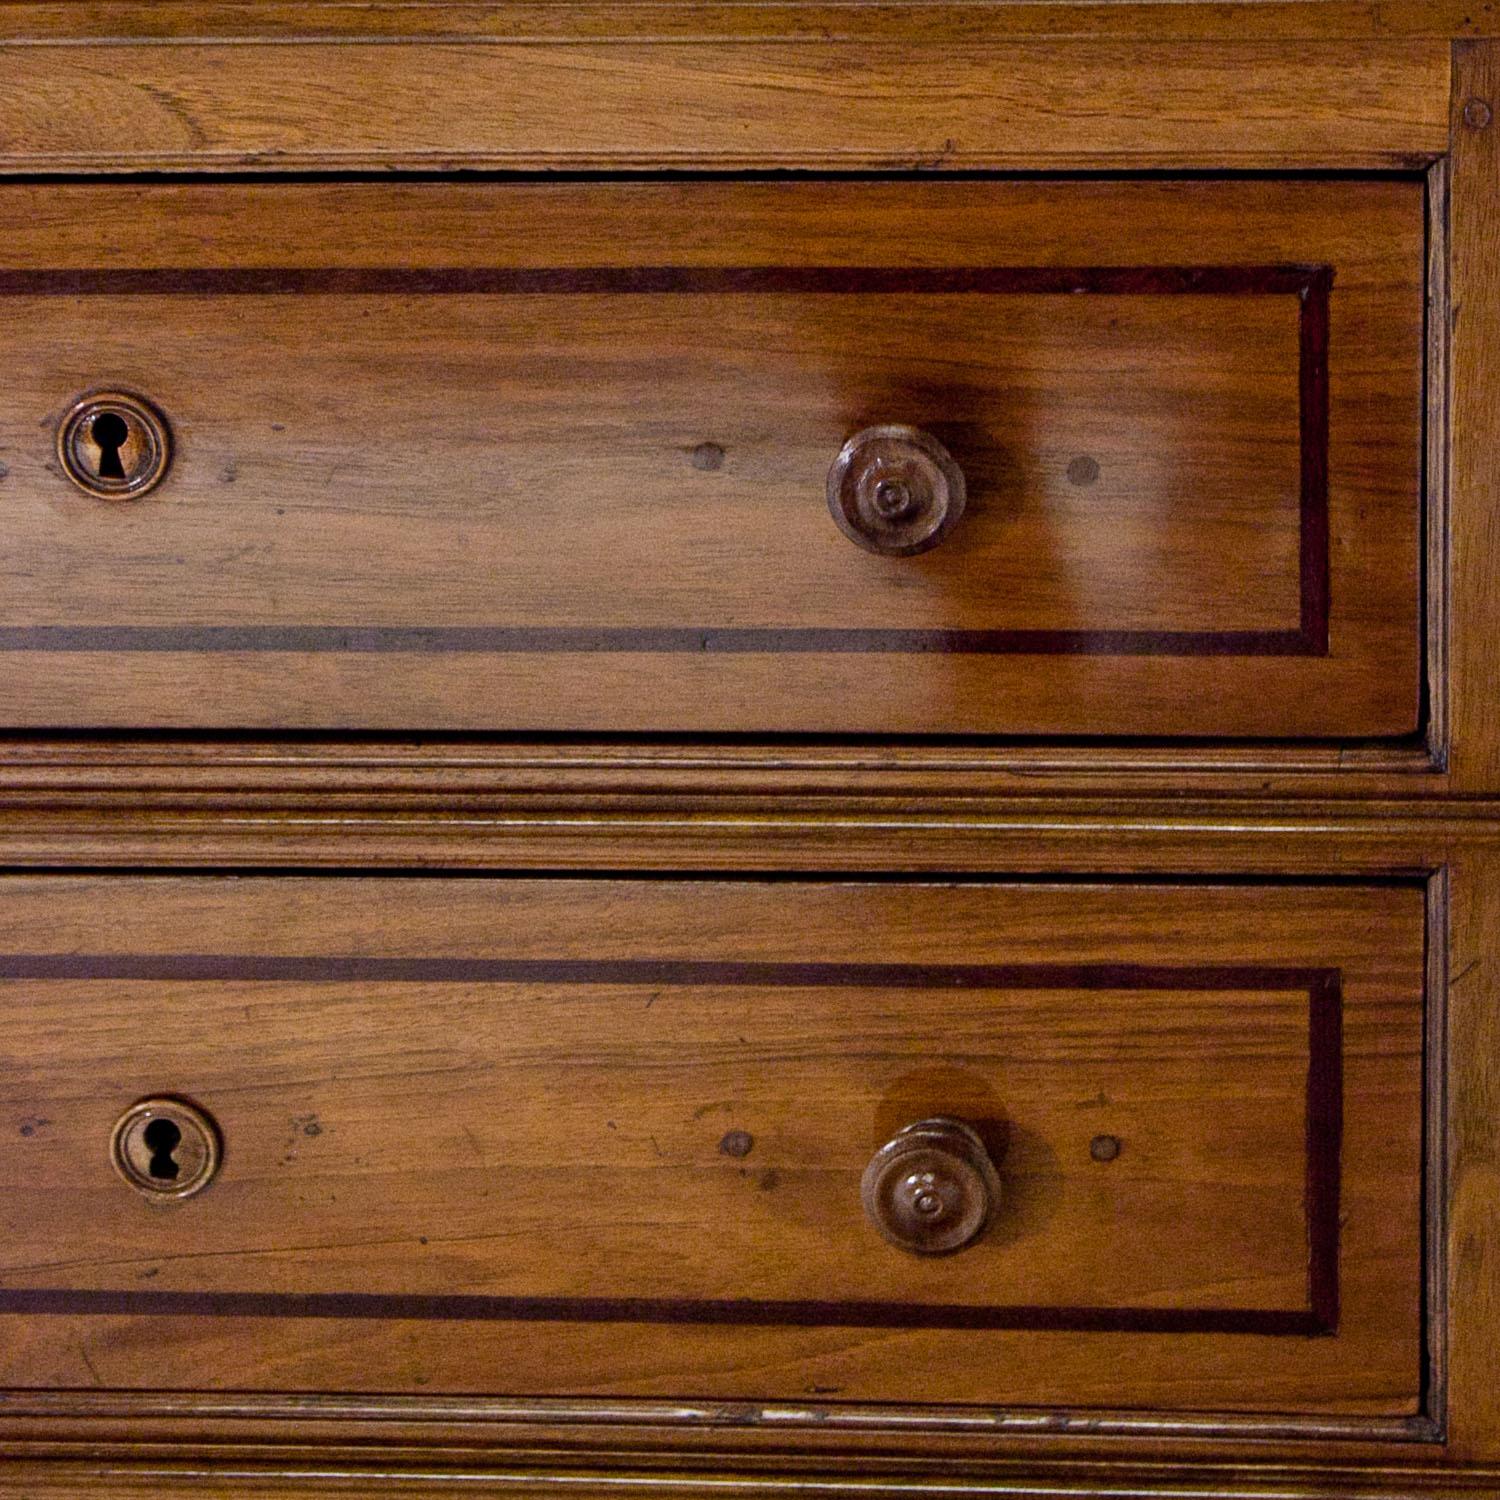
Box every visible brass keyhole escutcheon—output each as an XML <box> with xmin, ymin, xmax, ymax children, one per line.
<box><xmin>110</xmin><ymin>1098</ymin><xmax>221</xmax><ymax>1200</ymax></box>
<box><xmin>56</xmin><ymin>391</ymin><xmax>172</xmax><ymax>499</ymax></box>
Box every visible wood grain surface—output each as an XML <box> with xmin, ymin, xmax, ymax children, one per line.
<box><xmin>0</xmin><ymin>178</ymin><xmax>1425</xmax><ymax>738</ymax></box>
<box><xmin>0</xmin><ymin>876</ymin><xmax>1423</xmax><ymax>1414</ymax></box>
<box><xmin>0</xmin><ymin>40</ymin><xmax>1449</xmax><ymax>172</ymax></box>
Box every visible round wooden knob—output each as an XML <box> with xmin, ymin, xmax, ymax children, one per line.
<box><xmin>861</xmin><ymin>1117</ymin><xmax>1000</xmax><ymax>1255</ymax></box>
<box><xmin>826</xmin><ymin>424</ymin><xmax>966</xmax><ymax>556</ymax></box>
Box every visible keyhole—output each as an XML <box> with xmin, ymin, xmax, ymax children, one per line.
<box><xmin>142</xmin><ymin>1117</ymin><xmax>182</xmax><ymax>1181</ymax></box>
<box><xmin>90</xmin><ymin>411</ymin><xmax>129</xmax><ymax>480</ymax></box>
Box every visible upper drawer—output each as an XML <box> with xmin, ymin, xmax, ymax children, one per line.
<box><xmin>0</xmin><ymin>178</ymin><xmax>1424</xmax><ymax>738</ymax></box>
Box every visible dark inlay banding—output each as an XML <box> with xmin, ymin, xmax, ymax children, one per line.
<box><xmin>5</xmin><ymin>263</ymin><xmax>1331</xmax><ymax>660</ymax></box>
<box><xmin>0</xmin><ymin>955</ymin><xmax>1341</xmax><ymax>1336</ymax></box>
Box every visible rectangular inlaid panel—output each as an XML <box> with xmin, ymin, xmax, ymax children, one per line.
<box><xmin>0</xmin><ymin>178</ymin><xmax>1423</xmax><ymax>737</ymax></box>
<box><xmin>0</xmin><ymin>877</ymin><xmax>1424</xmax><ymax>1416</ymax></box>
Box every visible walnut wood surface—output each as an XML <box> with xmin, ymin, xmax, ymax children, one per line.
<box><xmin>0</xmin><ymin>178</ymin><xmax>1423</xmax><ymax>738</ymax></box>
<box><xmin>0</xmin><ymin>877</ymin><xmax>1422</xmax><ymax>1414</ymax></box>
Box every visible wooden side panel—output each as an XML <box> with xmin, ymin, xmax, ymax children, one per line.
<box><xmin>0</xmin><ymin>178</ymin><xmax>1425</xmax><ymax>738</ymax></box>
<box><xmin>1445</xmin><ymin>845</ymin><xmax>1500</xmax><ymax>1460</ymax></box>
<box><xmin>0</xmin><ymin>878</ymin><xmax>1425</xmax><ymax>1415</ymax></box>
<box><xmin>1447</xmin><ymin>45</ymin><xmax>1500</xmax><ymax>790</ymax></box>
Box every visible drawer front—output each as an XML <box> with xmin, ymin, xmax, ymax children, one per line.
<box><xmin>0</xmin><ymin>178</ymin><xmax>1423</xmax><ymax>738</ymax></box>
<box><xmin>0</xmin><ymin>876</ymin><xmax>1423</xmax><ymax>1417</ymax></box>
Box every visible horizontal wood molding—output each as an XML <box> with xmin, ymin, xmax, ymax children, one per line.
<box><xmin>8</xmin><ymin>1457</ymin><xmax>1500</xmax><ymax>1500</ymax></box>
<box><xmin>0</xmin><ymin>40</ymin><xmax>1449</xmax><ymax>172</ymax></box>
<box><xmin>0</xmin><ymin>740</ymin><xmax>1457</xmax><ymax>801</ymax></box>
<box><xmin>0</xmin><ymin>802</ymin><xmax>1492</xmax><ymax>871</ymax></box>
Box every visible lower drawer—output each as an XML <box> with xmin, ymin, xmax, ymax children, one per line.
<box><xmin>0</xmin><ymin>876</ymin><xmax>1423</xmax><ymax>1418</ymax></box>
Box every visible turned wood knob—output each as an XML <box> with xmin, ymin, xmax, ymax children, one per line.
<box><xmin>826</xmin><ymin>424</ymin><xmax>967</xmax><ymax>556</ymax></box>
<box><xmin>860</xmin><ymin>1117</ymin><xmax>1000</xmax><ymax>1255</ymax></box>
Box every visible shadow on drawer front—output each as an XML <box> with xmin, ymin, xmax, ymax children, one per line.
<box><xmin>0</xmin><ymin>876</ymin><xmax>1424</xmax><ymax>1420</ymax></box>
<box><xmin>0</xmin><ymin>177</ymin><xmax>1424</xmax><ymax>738</ymax></box>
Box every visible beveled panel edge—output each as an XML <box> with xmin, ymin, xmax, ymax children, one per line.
<box><xmin>1423</xmin><ymin>868</ymin><xmax>1451</xmax><ymax>1439</ymax></box>
<box><xmin>0</xmin><ymin>1391</ymin><xmax>1438</xmax><ymax>1448</ymax></box>
<box><xmin>1425</xmin><ymin>154</ymin><xmax>1451</xmax><ymax>774</ymax></box>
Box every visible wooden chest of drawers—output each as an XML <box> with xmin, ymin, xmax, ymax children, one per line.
<box><xmin>0</xmin><ymin>7</ymin><xmax>1496</xmax><ymax>1500</ymax></box>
